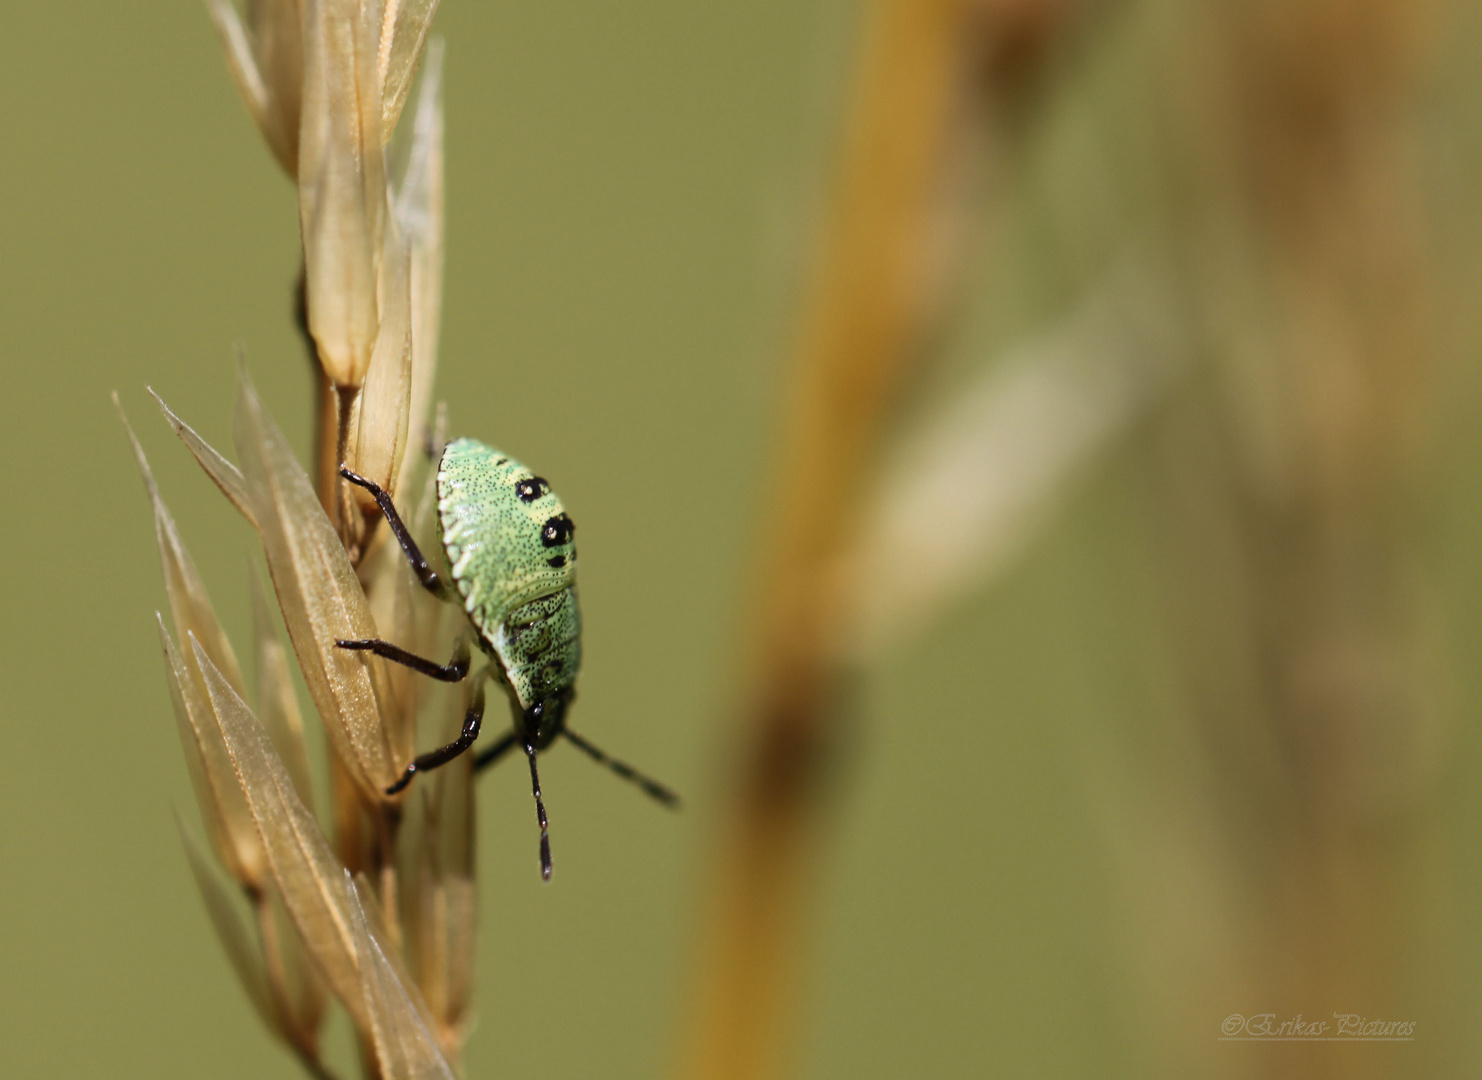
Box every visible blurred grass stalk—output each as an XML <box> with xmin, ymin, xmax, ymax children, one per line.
<box><xmin>683</xmin><ymin>0</ymin><xmax>1464</xmax><ymax>1076</ymax></box>
<box><xmin>1124</xmin><ymin>2</ymin><xmax>1455</xmax><ymax>1074</ymax></box>
<box><xmin>677</xmin><ymin>1</ymin><xmax>1084</xmax><ymax>1078</ymax></box>
<box><xmin>125</xmin><ymin>3</ymin><xmax>477</xmax><ymax>1078</ymax></box>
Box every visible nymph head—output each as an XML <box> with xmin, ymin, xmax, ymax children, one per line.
<box><xmin>518</xmin><ymin>687</ymin><xmax>574</xmax><ymax>749</ymax></box>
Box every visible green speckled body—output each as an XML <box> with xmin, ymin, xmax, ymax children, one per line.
<box><xmin>436</xmin><ymin>438</ymin><xmax>580</xmax><ymax>723</ymax></box>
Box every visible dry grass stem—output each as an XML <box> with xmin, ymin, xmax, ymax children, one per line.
<box><xmin>133</xmin><ymin>4</ymin><xmax>464</xmax><ymax>1077</ymax></box>
<box><xmin>680</xmin><ymin>1</ymin><xmax>978</xmax><ymax>1077</ymax></box>
<box><xmin>679</xmin><ymin>0</ymin><xmax>1103</xmax><ymax>1076</ymax></box>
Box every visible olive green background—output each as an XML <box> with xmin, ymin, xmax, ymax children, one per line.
<box><xmin>8</xmin><ymin>3</ymin><xmax>1482</xmax><ymax>1080</ymax></box>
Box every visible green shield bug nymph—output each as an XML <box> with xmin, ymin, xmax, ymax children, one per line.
<box><xmin>337</xmin><ymin>438</ymin><xmax>678</xmax><ymax>880</ymax></box>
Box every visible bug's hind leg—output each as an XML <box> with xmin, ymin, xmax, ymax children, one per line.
<box><xmin>524</xmin><ymin>740</ymin><xmax>553</xmax><ymax>881</ymax></box>
<box><xmin>339</xmin><ymin>465</ymin><xmax>450</xmax><ymax>600</ymax></box>
<box><xmin>337</xmin><ymin>634</ymin><xmax>471</xmax><ymax>682</ymax></box>
<box><xmin>474</xmin><ymin>730</ymin><xmax>518</xmax><ymax>773</ymax></box>
<box><xmin>562</xmin><ymin>728</ymin><xmax>681</xmax><ymax>808</ymax></box>
<box><xmin>386</xmin><ymin>666</ymin><xmax>486</xmax><ymax>795</ymax></box>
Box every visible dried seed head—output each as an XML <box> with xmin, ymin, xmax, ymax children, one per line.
<box><xmin>208</xmin><ymin>0</ymin><xmax>440</xmax><ymax>176</ymax></box>
<box><xmin>174</xmin><ymin>7</ymin><xmax>466</xmax><ymax>1076</ymax></box>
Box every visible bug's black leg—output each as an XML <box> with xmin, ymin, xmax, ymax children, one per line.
<box><xmin>339</xmin><ymin>465</ymin><xmax>449</xmax><ymax>600</ymax></box>
<box><xmin>474</xmin><ymin>730</ymin><xmax>519</xmax><ymax>773</ymax></box>
<box><xmin>524</xmin><ymin>741</ymin><xmax>553</xmax><ymax>881</ymax></box>
<box><xmin>336</xmin><ymin>634</ymin><xmax>470</xmax><ymax>682</ymax></box>
<box><xmin>386</xmin><ymin>673</ymin><xmax>485</xmax><ymax>795</ymax></box>
<box><xmin>561</xmin><ymin>728</ymin><xmax>682</xmax><ymax>808</ymax></box>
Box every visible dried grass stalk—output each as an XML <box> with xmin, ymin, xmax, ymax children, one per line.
<box><xmin>680</xmin><ymin>1</ymin><xmax>977</xmax><ymax>1077</ymax></box>
<box><xmin>138</xmin><ymin>4</ymin><xmax>461</xmax><ymax>1077</ymax></box>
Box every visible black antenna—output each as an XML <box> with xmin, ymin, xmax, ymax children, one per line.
<box><xmin>524</xmin><ymin>741</ymin><xmax>553</xmax><ymax>881</ymax></box>
<box><xmin>562</xmin><ymin>729</ymin><xmax>681</xmax><ymax>808</ymax></box>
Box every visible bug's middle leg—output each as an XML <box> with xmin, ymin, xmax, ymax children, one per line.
<box><xmin>386</xmin><ymin>666</ymin><xmax>488</xmax><ymax>795</ymax></box>
<box><xmin>336</xmin><ymin>634</ymin><xmax>471</xmax><ymax>682</ymax></box>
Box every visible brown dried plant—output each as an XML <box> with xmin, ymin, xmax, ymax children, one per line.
<box><xmin>120</xmin><ymin>3</ymin><xmax>470</xmax><ymax>1078</ymax></box>
<box><xmin>674</xmin><ymin>0</ymin><xmax>1468</xmax><ymax>1077</ymax></box>
<box><xmin>676</xmin><ymin>2</ymin><xmax>1096</xmax><ymax>1077</ymax></box>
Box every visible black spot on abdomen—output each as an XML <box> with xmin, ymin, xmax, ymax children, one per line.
<box><xmin>541</xmin><ymin>513</ymin><xmax>575</xmax><ymax>547</ymax></box>
<box><xmin>516</xmin><ymin>476</ymin><xmax>551</xmax><ymax>502</ymax></box>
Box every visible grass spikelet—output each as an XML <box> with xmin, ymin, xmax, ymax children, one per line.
<box><xmin>159</xmin><ymin>614</ymin><xmax>267</xmax><ymax>890</ymax></box>
<box><xmin>192</xmin><ymin>631</ymin><xmax>371</xmax><ymax>1027</ymax></box>
<box><xmin>135</xmin><ymin>5</ymin><xmax>472</xmax><ymax>1076</ymax></box>
<box><xmin>346</xmin><ymin>875</ymin><xmax>457</xmax><ymax>1080</ymax></box>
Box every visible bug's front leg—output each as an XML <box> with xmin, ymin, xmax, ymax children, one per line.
<box><xmin>386</xmin><ymin>665</ymin><xmax>491</xmax><ymax>795</ymax></box>
<box><xmin>339</xmin><ymin>465</ymin><xmax>450</xmax><ymax>600</ymax></box>
<box><xmin>337</xmin><ymin>634</ymin><xmax>471</xmax><ymax>682</ymax></box>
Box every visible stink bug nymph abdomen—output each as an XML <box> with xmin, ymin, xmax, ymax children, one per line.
<box><xmin>335</xmin><ymin>438</ymin><xmax>677</xmax><ymax>881</ymax></box>
<box><xmin>438</xmin><ymin>438</ymin><xmax>581</xmax><ymax>728</ymax></box>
